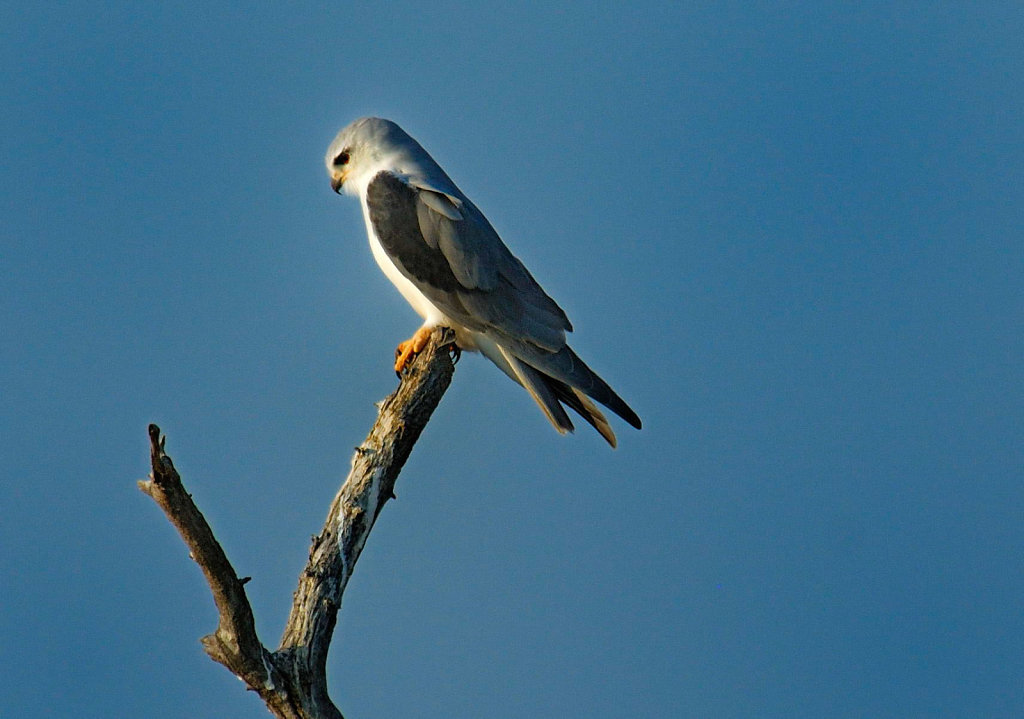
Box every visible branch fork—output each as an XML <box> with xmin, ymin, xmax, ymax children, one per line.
<box><xmin>139</xmin><ymin>328</ymin><xmax>456</xmax><ymax>719</ymax></box>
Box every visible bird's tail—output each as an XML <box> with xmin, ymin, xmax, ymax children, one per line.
<box><xmin>487</xmin><ymin>342</ymin><xmax>634</xmax><ymax>447</ymax></box>
<box><xmin>510</xmin><ymin>342</ymin><xmax>641</xmax><ymax>426</ymax></box>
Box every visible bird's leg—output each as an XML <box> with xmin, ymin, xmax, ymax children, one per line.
<box><xmin>394</xmin><ymin>326</ymin><xmax>434</xmax><ymax>374</ymax></box>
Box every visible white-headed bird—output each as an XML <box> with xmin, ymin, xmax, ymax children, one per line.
<box><xmin>326</xmin><ymin>118</ymin><xmax>641</xmax><ymax>446</ymax></box>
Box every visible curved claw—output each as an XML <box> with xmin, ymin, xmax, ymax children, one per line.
<box><xmin>447</xmin><ymin>342</ymin><xmax>462</xmax><ymax>364</ymax></box>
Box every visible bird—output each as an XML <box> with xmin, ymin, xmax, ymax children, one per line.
<box><xmin>325</xmin><ymin>117</ymin><xmax>641</xmax><ymax>447</ymax></box>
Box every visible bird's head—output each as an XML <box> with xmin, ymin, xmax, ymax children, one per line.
<box><xmin>325</xmin><ymin>117</ymin><xmax>426</xmax><ymax>197</ymax></box>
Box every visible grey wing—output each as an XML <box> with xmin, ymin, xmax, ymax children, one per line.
<box><xmin>365</xmin><ymin>170</ymin><xmax>571</xmax><ymax>351</ymax></box>
<box><xmin>365</xmin><ymin>170</ymin><xmax>641</xmax><ymax>442</ymax></box>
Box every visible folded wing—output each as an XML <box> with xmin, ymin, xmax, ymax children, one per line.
<box><xmin>365</xmin><ymin>170</ymin><xmax>641</xmax><ymax>444</ymax></box>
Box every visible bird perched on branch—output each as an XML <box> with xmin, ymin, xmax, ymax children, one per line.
<box><xmin>325</xmin><ymin>117</ymin><xmax>641</xmax><ymax>446</ymax></box>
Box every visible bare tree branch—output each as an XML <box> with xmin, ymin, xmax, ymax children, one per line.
<box><xmin>139</xmin><ymin>327</ymin><xmax>457</xmax><ymax>718</ymax></box>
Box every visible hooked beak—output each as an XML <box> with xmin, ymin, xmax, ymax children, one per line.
<box><xmin>330</xmin><ymin>174</ymin><xmax>344</xmax><ymax>194</ymax></box>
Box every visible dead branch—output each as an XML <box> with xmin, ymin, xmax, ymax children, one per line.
<box><xmin>139</xmin><ymin>327</ymin><xmax>457</xmax><ymax>718</ymax></box>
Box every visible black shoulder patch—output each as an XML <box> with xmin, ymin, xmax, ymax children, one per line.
<box><xmin>365</xmin><ymin>172</ymin><xmax>462</xmax><ymax>292</ymax></box>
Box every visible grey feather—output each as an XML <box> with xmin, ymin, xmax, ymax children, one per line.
<box><xmin>418</xmin><ymin>189</ymin><xmax>463</xmax><ymax>221</ymax></box>
<box><xmin>504</xmin><ymin>351</ymin><xmax>575</xmax><ymax>435</ymax></box>
<box><xmin>495</xmin><ymin>343</ymin><xmax>620</xmax><ymax>446</ymax></box>
<box><xmin>503</xmin><ymin>340</ymin><xmax>643</xmax><ymax>431</ymax></box>
<box><xmin>552</xmin><ymin>384</ymin><xmax>618</xmax><ymax>448</ymax></box>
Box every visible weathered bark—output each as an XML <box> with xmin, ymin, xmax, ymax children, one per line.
<box><xmin>139</xmin><ymin>327</ymin><xmax>457</xmax><ymax>718</ymax></box>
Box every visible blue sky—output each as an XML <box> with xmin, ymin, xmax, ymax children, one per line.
<box><xmin>2</xmin><ymin>3</ymin><xmax>1022</xmax><ymax>717</ymax></box>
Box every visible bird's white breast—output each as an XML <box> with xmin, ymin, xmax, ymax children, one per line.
<box><xmin>360</xmin><ymin>196</ymin><xmax>448</xmax><ymax>326</ymax></box>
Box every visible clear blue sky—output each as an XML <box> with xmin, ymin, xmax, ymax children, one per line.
<box><xmin>2</xmin><ymin>3</ymin><xmax>1022</xmax><ymax>718</ymax></box>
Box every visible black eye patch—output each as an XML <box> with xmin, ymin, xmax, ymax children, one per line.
<box><xmin>333</xmin><ymin>150</ymin><xmax>350</xmax><ymax>166</ymax></box>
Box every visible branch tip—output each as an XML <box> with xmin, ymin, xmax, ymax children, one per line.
<box><xmin>148</xmin><ymin>423</ymin><xmax>161</xmax><ymax>448</ymax></box>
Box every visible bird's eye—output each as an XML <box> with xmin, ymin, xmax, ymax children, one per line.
<box><xmin>333</xmin><ymin>150</ymin><xmax>350</xmax><ymax>166</ymax></box>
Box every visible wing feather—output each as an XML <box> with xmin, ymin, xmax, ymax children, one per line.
<box><xmin>366</xmin><ymin>171</ymin><xmax>569</xmax><ymax>345</ymax></box>
<box><xmin>418</xmin><ymin>188</ymin><xmax>464</xmax><ymax>221</ymax></box>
